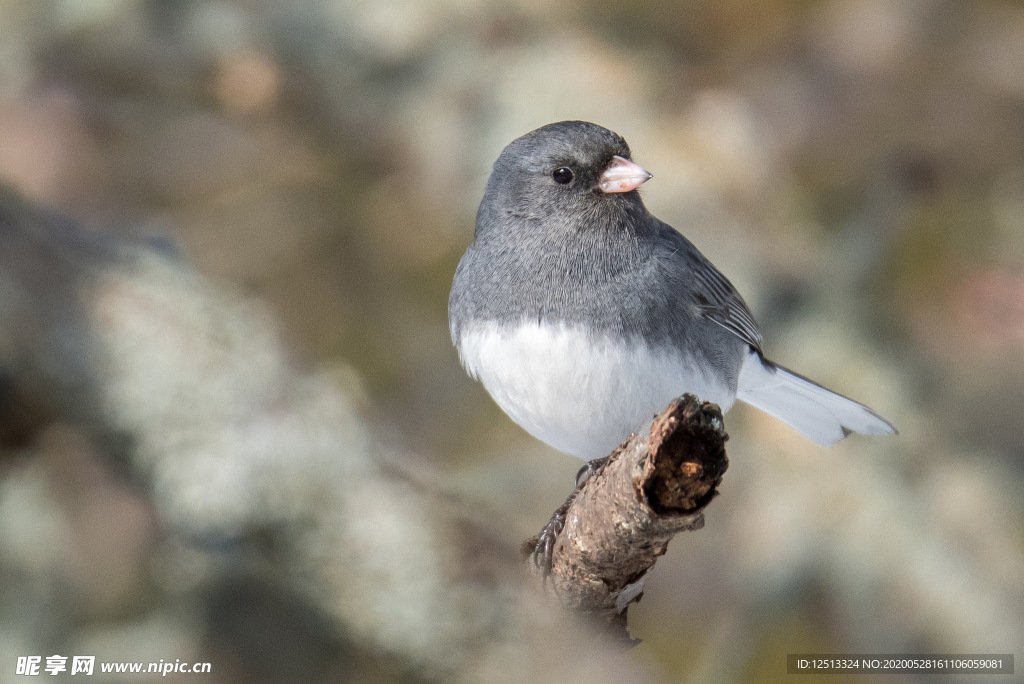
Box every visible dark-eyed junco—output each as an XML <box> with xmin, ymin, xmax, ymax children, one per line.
<box><xmin>449</xmin><ymin>121</ymin><xmax>895</xmax><ymax>460</ymax></box>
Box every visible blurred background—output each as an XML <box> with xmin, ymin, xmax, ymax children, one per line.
<box><xmin>0</xmin><ymin>0</ymin><xmax>1022</xmax><ymax>682</ymax></box>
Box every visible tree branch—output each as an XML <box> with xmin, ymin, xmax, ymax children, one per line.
<box><xmin>525</xmin><ymin>395</ymin><xmax>729</xmax><ymax>641</ymax></box>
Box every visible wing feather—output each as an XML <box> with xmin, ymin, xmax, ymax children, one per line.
<box><xmin>691</xmin><ymin>261</ymin><xmax>763</xmax><ymax>351</ymax></box>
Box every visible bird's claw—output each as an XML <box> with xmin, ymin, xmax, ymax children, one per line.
<box><xmin>531</xmin><ymin>504</ymin><xmax>568</xmax><ymax>577</ymax></box>
<box><xmin>532</xmin><ymin>455</ymin><xmax>609</xmax><ymax>579</ymax></box>
<box><xmin>575</xmin><ymin>455</ymin><xmax>609</xmax><ymax>487</ymax></box>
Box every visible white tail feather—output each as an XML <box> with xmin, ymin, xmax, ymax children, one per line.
<box><xmin>736</xmin><ymin>350</ymin><xmax>896</xmax><ymax>446</ymax></box>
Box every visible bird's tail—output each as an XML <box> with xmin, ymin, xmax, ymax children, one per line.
<box><xmin>736</xmin><ymin>349</ymin><xmax>896</xmax><ymax>446</ymax></box>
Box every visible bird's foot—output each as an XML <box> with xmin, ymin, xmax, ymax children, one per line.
<box><xmin>528</xmin><ymin>456</ymin><xmax>610</xmax><ymax>578</ymax></box>
<box><xmin>575</xmin><ymin>455</ymin><xmax>609</xmax><ymax>488</ymax></box>
<box><xmin>529</xmin><ymin>495</ymin><xmax>573</xmax><ymax>579</ymax></box>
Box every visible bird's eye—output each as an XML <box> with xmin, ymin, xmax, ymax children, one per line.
<box><xmin>552</xmin><ymin>167</ymin><xmax>574</xmax><ymax>184</ymax></box>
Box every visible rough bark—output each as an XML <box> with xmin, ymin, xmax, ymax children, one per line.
<box><xmin>524</xmin><ymin>395</ymin><xmax>729</xmax><ymax>642</ymax></box>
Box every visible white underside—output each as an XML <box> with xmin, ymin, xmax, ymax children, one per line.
<box><xmin>457</xmin><ymin>321</ymin><xmax>734</xmax><ymax>460</ymax></box>
<box><xmin>458</xmin><ymin>321</ymin><xmax>897</xmax><ymax>458</ymax></box>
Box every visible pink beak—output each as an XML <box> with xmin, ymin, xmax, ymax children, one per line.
<box><xmin>598</xmin><ymin>155</ymin><xmax>652</xmax><ymax>194</ymax></box>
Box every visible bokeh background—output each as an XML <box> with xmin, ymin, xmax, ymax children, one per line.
<box><xmin>1</xmin><ymin>0</ymin><xmax>1023</xmax><ymax>682</ymax></box>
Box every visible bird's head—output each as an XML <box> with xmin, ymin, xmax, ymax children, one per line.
<box><xmin>479</xmin><ymin>121</ymin><xmax>652</xmax><ymax>234</ymax></box>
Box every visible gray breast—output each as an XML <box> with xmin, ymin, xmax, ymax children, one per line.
<box><xmin>449</xmin><ymin>217</ymin><xmax>747</xmax><ymax>388</ymax></box>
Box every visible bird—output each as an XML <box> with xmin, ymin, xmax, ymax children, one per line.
<box><xmin>449</xmin><ymin>120</ymin><xmax>896</xmax><ymax>462</ymax></box>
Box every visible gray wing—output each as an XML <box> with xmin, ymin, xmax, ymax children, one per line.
<box><xmin>690</xmin><ymin>259</ymin><xmax>764</xmax><ymax>353</ymax></box>
<box><xmin>655</xmin><ymin>220</ymin><xmax>764</xmax><ymax>353</ymax></box>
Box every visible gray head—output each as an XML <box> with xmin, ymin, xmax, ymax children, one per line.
<box><xmin>475</xmin><ymin>121</ymin><xmax>652</xmax><ymax>239</ymax></box>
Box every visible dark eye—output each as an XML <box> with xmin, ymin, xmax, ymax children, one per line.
<box><xmin>552</xmin><ymin>167</ymin><xmax>574</xmax><ymax>184</ymax></box>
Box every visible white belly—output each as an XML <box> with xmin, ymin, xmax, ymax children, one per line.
<box><xmin>456</xmin><ymin>321</ymin><xmax>735</xmax><ymax>460</ymax></box>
